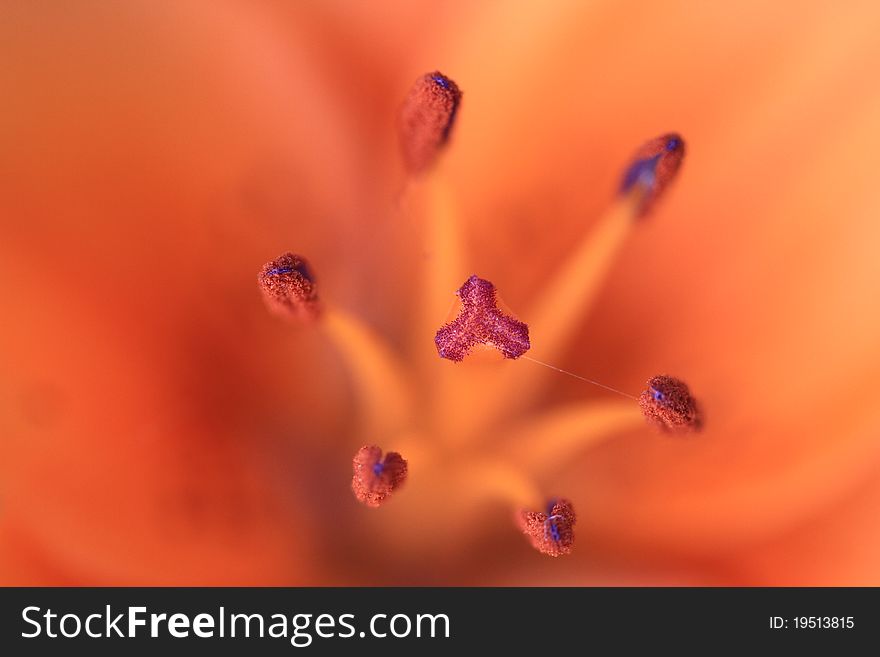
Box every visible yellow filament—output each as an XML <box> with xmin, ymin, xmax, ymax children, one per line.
<box><xmin>322</xmin><ymin>305</ymin><xmax>414</xmax><ymax>438</ymax></box>
<box><xmin>502</xmin><ymin>401</ymin><xmax>644</xmax><ymax>474</ymax></box>
<box><xmin>458</xmin><ymin>460</ymin><xmax>542</xmax><ymax>509</ymax></box>
<box><xmin>529</xmin><ymin>193</ymin><xmax>638</xmax><ymax>356</ymax></box>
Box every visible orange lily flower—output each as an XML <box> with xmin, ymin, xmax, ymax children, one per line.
<box><xmin>2</xmin><ymin>0</ymin><xmax>880</xmax><ymax>585</ymax></box>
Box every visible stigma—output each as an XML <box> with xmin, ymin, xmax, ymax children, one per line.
<box><xmin>434</xmin><ymin>275</ymin><xmax>530</xmax><ymax>362</ymax></box>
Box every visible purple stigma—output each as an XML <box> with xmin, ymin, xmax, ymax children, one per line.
<box><xmin>434</xmin><ymin>275</ymin><xmax>530</xmax><ymax>362</ymax></box>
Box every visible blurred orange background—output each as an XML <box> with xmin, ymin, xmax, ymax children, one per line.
<box><xmin>2</xmin><ymin>0</ymin><xmax>880</xmax><ymax>585</ymax></box>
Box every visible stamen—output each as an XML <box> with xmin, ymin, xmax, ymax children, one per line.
<box><xmin>518</xmin><ymin>498</ymin><xmax>576</xmax><ymax>557</ymax></box>
<box><xmin>258</xmin><ymin>255</ymin><xmax>413</xmax><ymax>439</ymax></box>
<box><xmin>351</xmin><ymin>445</ymin><xmax>408</xmax><ymax>508</ymax></box>
<box><xmin>525</xmin><ymin>135</ymin><xmax>685</xmax><ymax>351</ymax></box>
<box><xmin>525</xmin><ymin>168</ymin><xmax>636</xmax><ymax>361</ymax></box>
<box><xmin>638</xmin><ymin>374</ymin><xmax>703</xmax><ymax>432</ymax></box>
<box><xmin>258</xmin><ymin>252</ymin><xmax>320</xmax><ymax>322</ymax></box>
<box><xmin>434</xmin><ymin>275</ymin><xmax>530</xmax><ymax>362</ymax></box>
<box><xmin>460</xmin><ymin>135</ymin><xmax>687</xmax><ymax>436</ymax></box>
<box><xmin>399</xmin><ymin>71</ymin><xmax>462</xmax><ymax>175</ymax></box>
<box><xmin>620</xmin><ymin>132</ymin><xmax>685</xmax><ymax>218</ymax></box>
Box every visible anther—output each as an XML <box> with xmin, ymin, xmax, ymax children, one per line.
<box><xmin>620</xmin><ymin>133</ymin><xmax>685</xmax><ymax>217</ymax></box>
<box><xmin>434</xmin><ymin>275</ymin><xmax>530</xmax><ymax>362</ymax></box>
<box><xmin>638</xmin><ymin>374</ymin><xmax>702</xmax><ymax>432</ymax></box>
<box><xmin>258</xmin><ymin>253</ymin><xmax>320</xmax><ymax>322</ymax></box>
<box><xmin>517</xmin><ymin>498</ymin><xmax>576</xmax><ymax>557</ymax></box>
<box><xmin>398</xmin><ymin>71</ymin><xmax>462</xmax><ymax>175</ymax></box>
<box><xmin>351</xmin><ymin>445</ymin><xmax>408</xmax><ymax>508</ymax></box>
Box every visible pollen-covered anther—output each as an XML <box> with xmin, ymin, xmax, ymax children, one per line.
<box><xmin>620</xmin><ymin>132</ymin><xmax>685</xmax><ymax>217</ymax></box>
<box><xmin>639</xmin><ymin>374</ymin><xmax>703</xmax><ymax>432</ymax></box>
<box><xmin>518</xmin><ymin>498</ymin><xmax>576</xmax><ymax>557</ymax></box>
<box><xmin>434</xmin><ymin>275</ymin><xmax>530</xmax><ymax>362</ymax></box>
<box><xmin>258</xmin><ymin>252</ymin><xmax>320</xmax><ymax>322</ymax></box>
<box><xmin>398</xmin><ymin>71</ymin><xmax>462</xmax><ymax>175</ymax></box>
<box><xmin>351</xmin><ymin>445</ymin><xmax>408</xmax><ymax>508</ymax></box>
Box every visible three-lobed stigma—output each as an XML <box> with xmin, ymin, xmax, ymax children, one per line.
<box><xmin>351</xmin><ymin>445</ymin><xmax>409</xmax><ymax>508</ymax></box>
<box><xmin>434</xmin><ymin>275</ymin><xmax>531</xmax><ymax>362</ymax></box>
<box><xmin>398</xmin><ymin>71</ymin><xmax>462</xmax><ymax>175</ymax></box>
<box><xmin>518</xmin><ymin>498</ymin><xmax>576</xmax><ymax>557</ymax></box>
<box><xmin>638</xmin><ymin>374</ymin><xmax>702</xmax><ymax>432</ymax></box>
<box><xmin>620</xmin><ymin>133</ymin><xmax>685</xmax><ymax>217</ymax></box>
<box><xmin>258</xmin><ymin>252</ymin><xmax>320</xmax><ymax>322</ymax></box>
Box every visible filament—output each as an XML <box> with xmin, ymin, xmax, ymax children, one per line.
<box><xmin>322</xmin><ymin>305</ymin><xmax>414</xmax><ymax>437</ymax></box>
<box><xmin>458</xmin><ymin>460</ymin><xmax>542</xmax><ymax>509</ymax></box>
<box><xmin>528</xmin><ymin>192</ymin><xmax>638</xmax><ymax>358</ymax></box>
<box><xmin>502</xmin><ymin>401</ymin><xmax>644</xmax><ymax>474</ymax></box>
